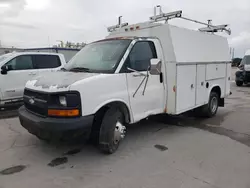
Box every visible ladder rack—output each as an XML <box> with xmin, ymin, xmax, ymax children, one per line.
<box><xmin>107</xmin><ymin>16</ymin><xmax>128</xmax><ymax>32</ymax></box>
<box><xmin>150</xmin><ymin>5</ymin><xmax>231</xmax><ymax>35</ymax></box>
<box><xmin>107</xmin><ymin>6</ymin><xmax>231</xmax><ymax>35</ymax></box>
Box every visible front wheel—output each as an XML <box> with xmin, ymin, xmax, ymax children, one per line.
<box><xmin>236</xmin><ymin>81</ymin><xmax>243</xmax><ymax>86</ymax></box>
<box><xmin>98</xmin><ymin>107</ymin><xmax>126</xmax><ymax>154</ymax></box>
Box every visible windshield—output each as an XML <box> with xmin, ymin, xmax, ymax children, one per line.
<box><xmin>241</xmin><ymin>55</ymin><xmax>250</xmax><ymax>65</ymax></box>
<box><xmin>64</xmin><ymin>39</ymin><xmax>131</xmax><ymax>73</ymax></box>
<box><xmin>0</xmin><ymin>53</ymin><xmax>11</xmax><ymax>62</ymax></box>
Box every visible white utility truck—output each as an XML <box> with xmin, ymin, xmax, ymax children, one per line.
<box><xmin>0</xmin><ymin>52</ymin><xmax>66</xmax><ymax>108</ymax></box>
<box><xmin>19</xmin><ymin>7</ymin><xmax>231</xmax><ymax>154</ymax></box>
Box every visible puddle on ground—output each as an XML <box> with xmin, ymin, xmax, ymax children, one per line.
<box><xmin>154</xmin><ymin>144</ymin><xmax>168</xmax><ymax>151</ymax></box>
<box><xmin>191</xmin><ymin>124</ymin><xmax>250</xmax><ymax>147</ymax></box>
<box><xmin>0</xmin><ymin>165</ymin><xmax>26</xmax><ymax>175</ymax></box>
<box><xmin>48</xmin><ymin>157</ymin><xmax>68</xmax><ymax>167</ymax></box>
<box><xmin>151</xmin><ymin>113</ymin><xmax>250</xmax><ymax>148</ymax></box>
<box><xmin>64</xmin><ymin>148</ymin><xmax>81</xmax><ymax>156</ymax></box>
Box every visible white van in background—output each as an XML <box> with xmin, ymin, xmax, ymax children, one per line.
<box><xmin>19</xmin><ymin>8</ymin><xmax>231</xmax><ymax>154</ymax></box>
<box><xmin>235</xmin><ymin>49</ymin><xmax>250</xmax><ymax>86</ymax></box>
<box><xmin>0</xmin><ymin>52</ymin><xmax>66</xmax><ymax>108</ymax></box>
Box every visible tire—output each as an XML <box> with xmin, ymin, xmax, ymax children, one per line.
<box><xmin>201</xmin><ymin>92</ymin><xmax>219</xmax><ymax>118</ymax></box>
<box><xmin>236</xmin><ymin>81</ymin><xmax>243</xmax><ymax>86</ymax></box>
<box><xmin>98</xmin><ymin>107</ymin><xmax>126</xmax><ymax>154</ymax></box>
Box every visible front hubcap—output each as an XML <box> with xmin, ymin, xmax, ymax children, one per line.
<box><xmin>210</xmin><ymin>97</ymin><xmax>218</xmax><ymax>113</ymax></box>
<box><xmin>114</xmin><ymin>121</ymin><xmax>126</xmax><ymax>144</ymax></box>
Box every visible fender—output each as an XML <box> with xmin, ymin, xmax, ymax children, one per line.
<box><xmin>94</xmin><ymin>99</ymin><xmax>134</xmax><ymax>123</ymax></box>
<box><xmin>207</xmin><ymin>83</ymin><xmax>222</xmax><ymax>98</ymax></box>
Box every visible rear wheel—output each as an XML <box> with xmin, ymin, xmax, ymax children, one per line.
<box><xmin>98</xmin><ymin>107</ymin><xmax>126</xmax><ymax>154</ymax></box>
<box><xmin>236</xmin><ymin>81</ymin><xmax>243</xmax><ymax>86</ymax></box>
<box><xmin>200</xmin><ymin>92</ymin><xmax>219</xmax><ymax>117</ymax></box>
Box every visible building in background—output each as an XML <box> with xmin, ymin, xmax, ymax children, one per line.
<box><xmin>0</xmin><ymin>47</ymin><xmax>21</xmax><ymax>55</ymax></box>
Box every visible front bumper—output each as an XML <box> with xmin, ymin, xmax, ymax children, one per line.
<box><xmin>18</xmin><ymin>106</ymin><xmax>94</xmax><ymax>140</ymax></box>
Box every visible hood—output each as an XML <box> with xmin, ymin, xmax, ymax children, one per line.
<box><xmin>27</xmin><ymin>71</ymin><xmax>99</xmax><ymax>91</ymax></box>
<box><xmin>244</xmin><ymin>64</ymin><xmax>250</xmax><ymax>71</ymax></box>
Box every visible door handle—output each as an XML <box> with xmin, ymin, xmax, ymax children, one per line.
<box><xmin>29</xmin><ymin>72</ymin><xmax>36</xmax><ymax>75</ymax></box>
<box><xmin>191</xmin><ymin>84</ymin><xmax>194</xmax><ymax>89</ymax></box>
<box><xmin>133</xmin><ymin>74</ymin><xmax>144</xmax><ymax>77</ymax></box>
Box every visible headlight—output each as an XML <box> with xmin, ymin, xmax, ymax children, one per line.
<box><xmin>238</xmin><ymin>64</ymin><xmax>245</xmax><ymax>71</ymax></box>
<box><xmin>48</xmin><ymin>92</ymin><xmax>81</xmax><ymax>117</ymax></box>
<box><xmin>59</xmin><ymin>96</ymin><xmax>67</xmax><ymax>107</ymax></box>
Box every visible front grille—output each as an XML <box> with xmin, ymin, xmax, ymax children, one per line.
<box><xmin>245</xmin><ymin>71</ymin><xmax>250</xmax><ymax>80</ymax></box>
<box><xmin>24</xmin><ymin>89</ymin><xmax>48</xmax><ymax>117</ymax></box>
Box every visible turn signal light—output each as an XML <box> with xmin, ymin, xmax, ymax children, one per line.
<box><xmin>48</xmin><ymin>109</ymin><xmax>79</xmax><ymax>117</ymax></box>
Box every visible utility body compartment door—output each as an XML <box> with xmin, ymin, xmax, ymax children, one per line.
<box><xmin>225</xmin><ymin>63</ymin><xmax>231</xmax><ymax>96</ymax></box>
<box><xmin>206</xmin><ymin>64</ymin><xmax>226</xmax><ymax>80</ymax></box>
<box><xmin>196</xmin><ymin>64</ymin><xmax>207</xmax><ymax>106</ymax></box>
<box><xmin>176</xmin><ymin>65</ymin><xmax>196</xmax><ymax>113</ymax></box>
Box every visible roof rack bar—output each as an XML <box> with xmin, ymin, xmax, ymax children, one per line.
<box><xmin>107</xmin><ymin>16</ymin><xmax>128</xmax><ymax>32</ymax></box>
<box><xmin>107</xmin><ymin>6</ymin><xmax>231</xmax><ymax>35</ymax></box>
<box><xmin>149</xmin><ymin>6</ymin><xmax>231</xmax><ymax>35</ymax></box>
<box><xmin>180</xmin><ymin>16</ymin><xmax>231</xmax><ymax>35</ymax></box>
<box><xmin>150</xmin><ymin>10</ymin><xmax>182</xmax><ymax>21</ymax></box>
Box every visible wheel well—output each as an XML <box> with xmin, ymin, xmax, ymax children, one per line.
<box><xmin>211</xmin><ymin>86</ymin><xmax>221</xmax><ymax>98</ymax></box>
<box><xmin>91</xmin><ymin>102</ymin><xmax>131</xmax><ymax>136</ymax></box>
<box><xmin>100</xmin><ymin>102</ymin><xmax>131</xmax><ymax>123</ymax></box>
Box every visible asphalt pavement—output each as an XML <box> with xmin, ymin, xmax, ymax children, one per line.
<box><xmin>0</xmin><ymin>67</ymin><xmax>250</xmax><ymax>188</ymax></box>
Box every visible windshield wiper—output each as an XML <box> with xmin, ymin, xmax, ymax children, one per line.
<box><xmin>61</xmin><ymin>67</ymin><xmax>67</xmax><ymax>71</ymax></box>
<box><xmin>69</xmin><ymin>67</ymin><xmax>91</xmax><ymax>72</ymax></box>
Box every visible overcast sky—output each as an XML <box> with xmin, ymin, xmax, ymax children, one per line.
<box><xmin>0</xmin><ymin>0</ymin><xmax>250</xmax><ymax>57</ymax></box>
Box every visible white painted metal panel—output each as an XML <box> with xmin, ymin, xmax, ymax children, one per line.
<box><xmin>206</xmin><ymin>64</ymin><xmax>226</xmax><ymax>80</ymax></box>
<box><xmin>196</xmin><ymin>64</ymin><xmax>207</xmax><ymax>106</ymax></box>
<box><xmin>169</xmin><ymin>25</ymin><xmax>231</xmax><ymax>63</ymax></box>
<box><xmin>225</xmin><ymin>63</ymin><xmax>231</xmax><ymax>96</ymax></box>
<box><xmin>176</xmin><ymin>65</ymin><xmax>196</xmax><ymax>113</ymax></box>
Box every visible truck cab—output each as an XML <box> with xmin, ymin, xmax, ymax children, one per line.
<box><xmin>0</xmin><ymin>52</ymin><xmax>66</xmax><ymax>108</ymax></box>
<box><xmin>18</xmin><ymin>8</ymin><xmax>231</xmax><ymax>154</ymax></box>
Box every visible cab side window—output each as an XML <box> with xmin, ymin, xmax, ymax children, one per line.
<box><xmin>33</xmin><ymin>55</ymin><xmax>61</xmax><ymax>69</ymax></box>
<box><xmin>127</xmin><ymin>41</ymin><xmax>157</xmax><ymax>71</ymax></box>
<box><xmin>5</xmin><ymin>55</ymin><xmax>34</xmax><ymax>70</ymax></box>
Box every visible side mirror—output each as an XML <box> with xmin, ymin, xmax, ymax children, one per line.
<box><xmin>150</xmin><ymin>58</ymin><xmax>162</xmax><ymax>75</ymax></box>
<box><xmin>1</xmin><ymin>65</ymin><xmax>12</xmax><ymax>75</ymax></box>
<box><xmin>1</xmin><ymin>65</ymin><xmax>8</xmax><ymax>75</ymax></box>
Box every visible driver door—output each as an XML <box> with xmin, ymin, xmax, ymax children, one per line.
<box><xmin>125</xmin><ymin>40</ymin><xmax>165</xmax><ymax>122</ymax></box>
<box><xmin>0</xmin><ymin>55</ymin><xmax>37</xmax><ymax>101</ymax></box>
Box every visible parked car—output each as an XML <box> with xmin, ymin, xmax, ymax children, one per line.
<box><xmin>0</xmin><ymin>52</ymin><xmax>66</xmax><ymax>108</ymax></box>
<box><xmin>235</xmin><ymin>50</ymin><xmax>250</xmax><ymax>86</ymax></box>
<box><xmin>18</xmin><ymin>9</ymin><xmax>231</xmax><ymax>154</ymax></box>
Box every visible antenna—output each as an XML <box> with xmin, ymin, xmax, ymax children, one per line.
<box><xmin>207</xmin><ymin>19</ymin><xmax>212</xmax><ymax>26</ymax></box>
<box><xmin>107</xmin><ymin>16</ymin><xmax>128</xmax><ymax>32</ymax></box>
